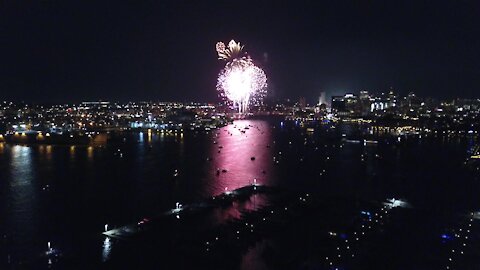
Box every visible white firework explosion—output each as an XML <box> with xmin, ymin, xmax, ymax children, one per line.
<box><xmin>216</xmin><ymin>40</ymin><xmax>267</xmax><ymax>113</ymax></box>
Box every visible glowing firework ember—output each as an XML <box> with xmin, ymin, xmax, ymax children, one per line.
<box><xmin>216</xmin><ymin>40</ymin><xmax>267</xmax><ymax>114</ymax></box>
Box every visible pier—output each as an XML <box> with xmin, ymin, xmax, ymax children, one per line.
<box><xmin>102</xmin><ymin>184</ymin><xmax>271</xmax><ymax>240</ymax></box>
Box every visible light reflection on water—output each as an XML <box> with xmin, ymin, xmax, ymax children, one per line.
<box><xmin>241</xmin><ymin>239</ymin><xmax>270</xmax><ymax>270</ymax></box>
<box><xmin>45</xmin><ymin>145</ymin><xmax>52</xmax><ymax>160</ymax></box>
<box><xmin>7</xmin><ymin>145</ymin><xmax>38</xmax><ymax>260</ymax></box>
<box><xmin>147</xmin><ymin>129</ymin><xmax>152</xmax><ymax>143</ymax></box>
<box><xmin>210</xmin><ymin>193</ymin><xmax>269</xmax><ymax>225</ymax></box>
<box><xmin>102</xmin><ymin>237</ymin><xmax>112</xmax><ymax>262</ymax></box>
<box><xmin>87</xmin><ymin>146</ymin><xmax>94</xmax><ymax>160</ymax></box>
<box><xmin>69</xmin><ymin>145</ymin><xmax>75</xmax><ymax>160</ymax></box>
<box><xmin>207</xmin><ymin>120</ymin><xmax>274</xmax><ymax>195</ymax></box>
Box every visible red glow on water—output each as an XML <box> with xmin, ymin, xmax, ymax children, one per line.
<box><xmin>207</xmin><ymin>120</ymin><xmax>275</xmax><ymax>195</ymax></box>
<box><xmin>209</xmin><ymin>193</ymin><xmax>269</xmax><ymax>225</ymax></box>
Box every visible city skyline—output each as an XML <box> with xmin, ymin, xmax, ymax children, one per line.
<box><xmin>1</xmin><ymin>1</ymin><xmax>479</xmax><ymax>103</ymax></box>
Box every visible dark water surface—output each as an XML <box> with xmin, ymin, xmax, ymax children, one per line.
<box><xmin>1</xmin><ymin>119</ymin><xmax>479</xmax><ymax>269</ymax></box>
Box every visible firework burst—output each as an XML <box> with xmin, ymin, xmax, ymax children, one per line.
<box><xmin>216</xmin><ymin>40</ymin><xmax>267</xmax><ymax>114</ymax></box>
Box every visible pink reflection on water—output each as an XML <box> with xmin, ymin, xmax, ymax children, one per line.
<box><xmin>209</xmin><ymin>193</ymin><xmax>269</xmax><ymax>225</ymax></box>
<box><xmin>241</xmin><ymin>239</ymin><xmax>270</xmax><ymax>270</ymax></box>
<box><xmin>207</xmin><ymin>120</ymin><xmax>275</xmax><ymax>195</ymax></box>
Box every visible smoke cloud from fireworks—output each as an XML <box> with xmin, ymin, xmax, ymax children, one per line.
<box><xmin>216</xmin><ymin>40</ymin><xmax>267</xmax><ymax>113</ymax></box>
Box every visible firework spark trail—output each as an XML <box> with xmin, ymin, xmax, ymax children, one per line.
<box><xmin>216</xmin><ymin>40</ymin><xmax>267</xmax><ymax>114</ymax></box>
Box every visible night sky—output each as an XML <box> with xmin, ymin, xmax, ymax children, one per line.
<box><xmin>1</xmin><ymin>1</ymin><xmax>479</xmax><ymax>103</ymax></box>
